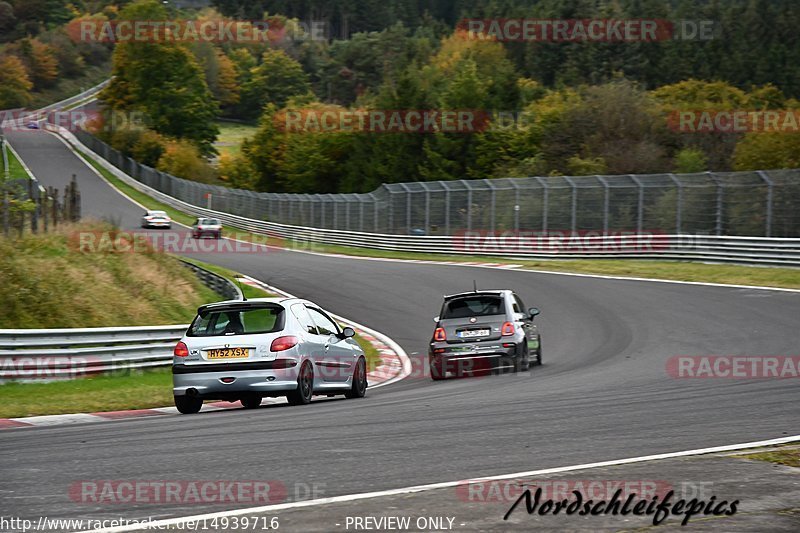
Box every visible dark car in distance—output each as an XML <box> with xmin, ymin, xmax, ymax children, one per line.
<box><xmin>429</xmin><ymin>290</ymin><xmax>541</xmax><ymax>380</ymax></box>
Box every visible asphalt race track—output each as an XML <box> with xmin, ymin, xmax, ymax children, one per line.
<box><xmin>3</xmin><ymin>127</ymin><xmax>799</xmax><ymax>527</ymax></box>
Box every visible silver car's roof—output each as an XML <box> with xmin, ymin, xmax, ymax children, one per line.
<box><xmin>196</xmin><ymin>297</ymin><xmax>314</xmax><ymax>314</ymax></box>
<box><xmin>443</xmin><ymin>289</ymin><xmax>511</xmax><ymax>301</ymax></box>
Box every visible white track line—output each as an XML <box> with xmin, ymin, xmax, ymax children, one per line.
<box><xmin>80</xmin><ymin>434</ymin><xmax>800</xmax><ymax>533</ymax></box>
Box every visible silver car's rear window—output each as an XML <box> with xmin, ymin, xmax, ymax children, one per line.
<box><xmin>441</xmin><ymin>296</ymin><xmax>504</xmax><ymax>319</ymax></box>
<box><xmin>188</xmin><ymin>306</ymin><xmax>284</xmax><ymax>337</ymax></box>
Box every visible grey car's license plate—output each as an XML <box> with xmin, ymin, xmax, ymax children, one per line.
<box><xmin>458</xmin><ymin>329</ymin><xmax>490</xmax><ymax>338</ymax></box>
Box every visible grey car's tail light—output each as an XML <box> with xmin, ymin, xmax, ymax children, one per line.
<box><xmin>434</xmin><ymin>327</ymin><xmax>446</xmax><ymax>341</ymax></box>
<box><xmin>501</xmin><ymin>322</ymin><xmax>515</xmax><ymax>336</ymax></box>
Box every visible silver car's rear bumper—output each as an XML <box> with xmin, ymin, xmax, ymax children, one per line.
<box><xmin>173</xmin><ymin>366</ymin><xmax>299</xmax><ymax>398</ymax></box>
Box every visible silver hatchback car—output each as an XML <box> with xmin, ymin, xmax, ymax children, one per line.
<box><xmin>172</xmin><ymin>298</ymin><xmax>367</xmax><ymax>414</ymax></box>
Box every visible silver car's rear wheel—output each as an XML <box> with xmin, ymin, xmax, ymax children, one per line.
<box><xmin>174</xmin><ymin>395</ymin><xmax>202</xmax><ymax>414</ymax></box>
<box><xmin>240</xmin><ymin>395</ymin><xmax>262</xmax><ymax>409</ymax></box>
<box><xmin>345</xmin><ymin>357</ymin><xmax>367</xmax><ymax>399</ymax></box>
<box><xmin>287</xmin><ymin>361</ymin><xmax>314</xmax><ymax>405</ymax></box>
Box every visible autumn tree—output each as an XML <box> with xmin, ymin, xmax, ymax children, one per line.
<box><xmin>0</xmin><ymin>54</ymin><xmax>33</xmax><ymax>108</ymax></box>
<box><xmin>100</xmin><ymin>1</ymin><xmax>219</xmax><ymax>154</ymax></box>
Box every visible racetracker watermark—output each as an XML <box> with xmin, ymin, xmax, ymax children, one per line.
<box><xmin>276</xmin><ymin>109</ymin><xmax>492</xmax><ymax>134</ymax></box>
<box><xmin>667</xmin><ymin>356</ymin><xmax>800</xmax><ymax>379</ymax></box>
<box><xmin>67</xmin><ymin>19</ymin><xmax>327</xmax><ymax>43</ymax></box>
<box><xmin>70</xmin><ymin>231</ymin><xmax>274</xmax><ymax>254</ymax></box>
<box><xmin>457</xmin><ymin>19</ymin><xmax>717</xmax><ymax>42</ymax></box>
<box><xmin>455</xmin><ymin>230</ymin><xmax>669</xmax><ymax>255</ymax></box>
<box><xmin>667</xmin><ymin>110</ymin><xmax>800</xmax><ymax>133</ymax></box>
<box><xmin>68</xmin><ymin>480</ymin><xmax>293</xmax><ymax>505</ymax></box>
<box><xmin>0</xmin><ymin>356</ymin><xmax>102</xmax><ymax>380</ymax></box>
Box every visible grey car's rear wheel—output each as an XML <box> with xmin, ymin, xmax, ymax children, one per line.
<box><xmin>516</xmin><ymin>344</ymin><xmax>530</xmax><ymax>372</ymax></box>
<box><xmin>535</xmin><ymin>337</ymin><xmax>543</xmax><ymax>365</ymax></box>
<box><xmin>174</xmin><ymin>395</ymin><xmax>202</xmax><ymax>414</ymax></box>
<box><xmin>240</xmin><ymin>395</ymin><xmax>262</xmax><ymax>409</ymax></box>
<box><xmin>345</xmin><ymin>357</ymin><xmax>367</xmax><ymax>399</ymax></box>
<box><xmin>287</xmin><ymin>361</ymin><xmax>314</xmax><ymax>405</ymax></box>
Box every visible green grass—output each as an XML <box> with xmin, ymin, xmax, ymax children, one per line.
<box><xmin>0</xmin><ymin>369</ymin><xmax>173</xmax><ymax>418</ymax></box>
<box><xmin>214</xmin><ymin>120</ymin><xmax>258</xmax><ymax>157</ymax></box>
<box><xmin>77</xmin><ymin>144</ymin><xmax>800</xmax><ymax>290</ymax></box>
<box><xmin>4</xmin><ymin>143</ymin><xmax>29</xmax><ymax>180</ymax></box>
<box><xmin>737</xmin><ymin>447</ymin><xmax>800</xmax><ymax>468</ymax></box>
<box><xmin>0</xmin><ymin>221</ymin><xmax>219</xmax><ymax>328</ymax></box>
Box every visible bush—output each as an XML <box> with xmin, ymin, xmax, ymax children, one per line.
<box><xmin>157</xmin><ymin>140</ymin><xmax>217</xmax><ymax>183</ymax></box>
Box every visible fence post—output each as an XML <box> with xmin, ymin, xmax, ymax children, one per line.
<box><xmin>564</xmin><ymin>176</ymin><xmax>577</xmax><ymax>232</ymax></box>
<box><xmin>709</xmin><ymin>172</ymin><xmax>723</xmax><ymax>236</ymax></box>
<box><xmin>667</xmin><ymin>174</ymin><xmax>682</xmax><ymax>234</ymax></box>
<box><xmin>512</xmin><ymin>183</ymin><xmax>520</xmax><ymax>232</ymax></box>
<box><xmin>444</xmin><ymin>185</ymin><xmax>451</xmax><ymax>235</ymax></box>
<box><xmin>629</xmin><ymin>175</ymin><xmax>644</xmax><ymax>233</ymax></box>
<box><xmin>461</xmin><ymin>180</ymin><xmax>473</xmax><ymax>232</ymax></box>
<box><xmin>596</xmin><ymin>175</ymin><xmax>609</xmax><ymax>233</ymax></box>
<box><xmin>757</xmin><ymin>170</ymin><xmax>774</xmax><ymax>237</ymax></box>
<box><xmin>424</xmin><ymin>184</ymin><xmax>430</xmax><ymax>234</ymax></box>
<box><xmin>484</xmin><ymin>179</ymin><xmax>496</xmax><ymax>232</ymax></box>
<box><xmin>1</xmin><ymin>133</ymin><xmax>8</xmax><ymax>237</ymax></box>
<box><xmin>534</xmin><ymin>177</ymin><xmax>548</xmax><ymax>232</ymax></box>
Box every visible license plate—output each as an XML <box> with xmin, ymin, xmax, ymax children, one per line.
<box><xmin>206</xmin><ymin>347</ymin><xmax>249</xmax><ymax>359</ymax></box>
<box><xmin>458</xmin><ymin>329</ymin><xmax>490</xmax><ymax>338</ymax></box>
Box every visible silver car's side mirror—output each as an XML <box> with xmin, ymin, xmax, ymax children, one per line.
<box><xmin>341</xmin><ymin>326</ymin><xmax>356</xmax><ymax>339</ymax></box>
<box><xmin>433</xmin><ymin>316</ymin><xmax>440</xmax><ymax>323</ymax></box>
<box><xmin>528</xmin><ymin>307</ymin><xmax>540</xmax><ymax>319</ymax></box>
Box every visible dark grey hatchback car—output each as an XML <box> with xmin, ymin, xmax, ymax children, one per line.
<box><xmin>429</xmin><ymin>290</ymin><xmax>541</xmax><ymax>380</ymax></box>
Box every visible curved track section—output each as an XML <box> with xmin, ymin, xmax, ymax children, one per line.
<box><xmin>2</xmin><ymin>127</ymin><xmax>799</xmax><ymax>525</ymax></box>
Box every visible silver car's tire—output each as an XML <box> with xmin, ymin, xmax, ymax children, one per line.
<box><xmin>345</xmin><ymin>357</ymin><xmax>367</xmax><ymax>399</ymax></box>
<box><xmin>174</xmin><ymin>395</ymin><xmax>202</xmax><ymax>414</ymax></box>
<box><xmin>287</xmin><ymin>361</ymin><xmax>314</xmax><ymax>405</ymax></box>
<box><xmin>240</xmin><ymin>395</ymin><xmax>262</xmax><ymax>409</ymax></box>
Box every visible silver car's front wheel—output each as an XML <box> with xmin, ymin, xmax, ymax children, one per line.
<box><xmin>287</xmin><ymin>361</ymin><xmax>314</xmax><ymax>405</ymax></box>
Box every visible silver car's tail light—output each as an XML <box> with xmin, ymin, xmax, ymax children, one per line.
<box><xmin>271</xmin><ymin>336</ymin><xmax>299</xmax><ymax>352</ymax></box>
<box><xmin>174</xmin><ymin>341</ymin><xmax>189</xmax><ymax>357</ymax></box>
<box><xmin>501</xmin><ymin>322</ymin><xmax>515</xmax><ymax>336</ymax></box>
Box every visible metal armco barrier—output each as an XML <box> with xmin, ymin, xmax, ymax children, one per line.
<box><xmin>55</xmin><ymin>125</ymin><xmax>800</xmax><ymax>267</ymax></box>
<box><xmin>0</xmin><ymin>325</ymin><xmax>187</xmax><ymax>381</ymax></box>
<box><xmin>181</xmin><ymin>259</ymin><xmax>242</xmax><ymax>300</ymax></box>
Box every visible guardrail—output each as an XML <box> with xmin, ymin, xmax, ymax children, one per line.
<box><xmin>49</xmin><ymin>125</ymin><xmax>800</xmax><ymax>267</ymax></box>
<box><xmin>181</xmin><ymin>259</ymin><xmax>242</xmax><ymax>300</ymax></box>
<box><xmin>0</xmin><ymin>325</ymin><xmax>186</xmax><ymax>381</ymax></box>
<box><xmin>0</xmin><ymin>261</ymin><xmax>242</xmax><ymax>381</ymax></box>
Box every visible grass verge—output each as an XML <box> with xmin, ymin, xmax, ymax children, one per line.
<box><xmin>4</xmin><ymin>143</ymin><xmax>29</xmax><ymax>180</ymax></box>
<box><xmin>737</xmin><ymin>447</ymin><xmax>800</xmax><ymax>468</ymax></box>
<box><xmin>213</xmin><ymin>120</ymin><xmax>258</xmax><ymax>157</ymax></box>
<box><xmin>0</xmin><ymin>370</ymin><xmax>173</xmax><ymax>419</ymax></box>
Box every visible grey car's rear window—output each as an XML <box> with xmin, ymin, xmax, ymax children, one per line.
<box><xmin>441</xmin><ymin>296</ymin><xmax>504</xmax><ymax>319</ymax></box>
<box><xmin>188</xmin><ymin>306</ymin><xmax>284</xmax><ymax>337</ymax></box>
